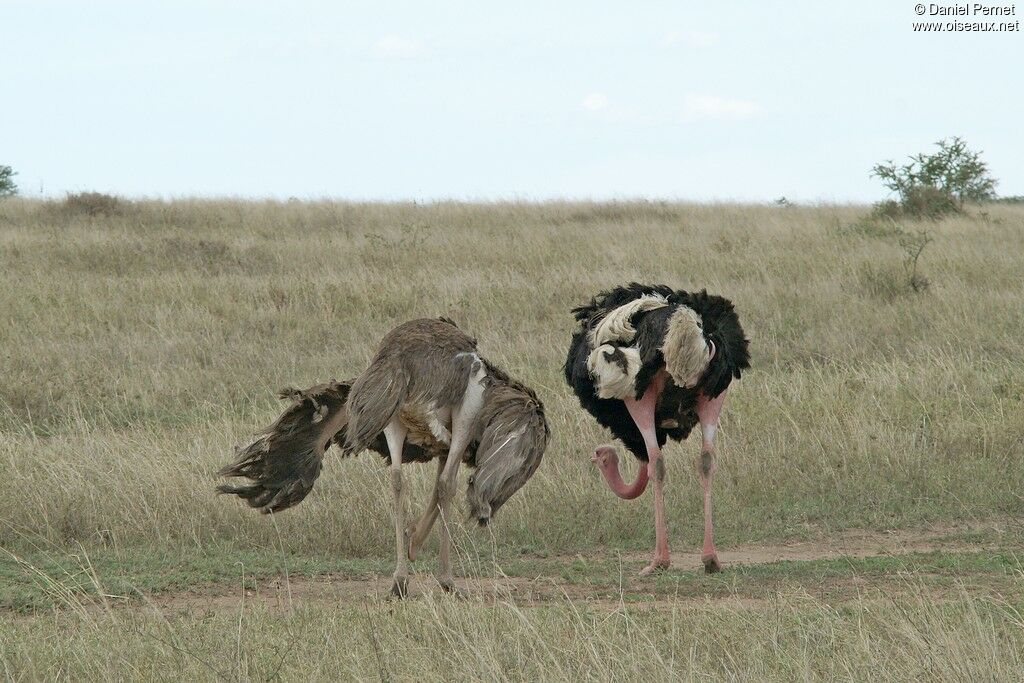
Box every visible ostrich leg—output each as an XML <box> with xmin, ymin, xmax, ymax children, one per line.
<box><xmin>695</xmin><ymin>389</ymin><xmax>727</xmax><ymax>574</ymax></box>
<box><xmin>407</xmin><ymin>410</ymin><xmax>481</xmax><ymax>579</ymax></box>
<box><xmin>406</xmin><ymin>458</ymin><xmax>445</xmax><ymax>561</ymax></box>
<box><xmin>434</xmin><ymin>425</ymin><xmax>469</xmax><ymax>593</ymax></box>
<box><xmin>434</xmin><ymin>361</ymin><xmax>487</xmax><ymax>593</ymax></box>
<box><xmin>383</xmin><ymin>420</ymin><xmax>410</xmax><ymax>597</ymax></box>
<box><xmin>622</xmin><ymin>371</ymin><xmax>669</xmax><ymax>576</ymax></box>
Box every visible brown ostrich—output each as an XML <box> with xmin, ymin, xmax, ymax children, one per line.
<box><xmin>564</xmin><ymin>284</ymin><xmax>750</xmax><ymax>575</ymax></box>
<box><xmin>217</xmin><ymin>317</ymin><xmax>549</xmax><ymax>597</ymax></box>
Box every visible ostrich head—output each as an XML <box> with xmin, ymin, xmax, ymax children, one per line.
<box><xmin>465</xmin><ymin>383</ymin><xmax>549</xmax><ymax>526</ymax></box>
<box><xmin>591</xmin><ymin>443</ymin><xmax>620</xmax><ymax>471</ymax></box>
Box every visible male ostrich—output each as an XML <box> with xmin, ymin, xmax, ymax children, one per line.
<box><xmin>217</xmin><ymin>318</ymin><xmax>549</xmax><ymax>597</ymax></box>
<box><xmin>564</xmin><ymin>284</ymin><xmax>749</xmax><ymax>575</ymax></box>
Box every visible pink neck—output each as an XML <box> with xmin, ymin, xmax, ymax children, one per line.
<box><xmin>599</xmin><ymin>459</ymin><xmax>649</xmax><ymax>499</ymax></box>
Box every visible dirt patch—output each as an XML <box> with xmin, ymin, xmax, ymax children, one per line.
<box><xmin>143</xmin><ymin>569</ymin><xmax>1013</xmax><ymax>616</ymax></box>
<box><xmin>646</xmin><ymin>518</ymin><xmax>1017</xmax><ymax>567</ymax></box>
<box><xmin>146</xmin><ymin>574</ymin><xmax>592</xmax><ymax>614</ymax></box>
<box><xmin>142</xmin><ymin>519</ymin><xmax>1021</xmax><ymax>614</ymax></box>
<box><xmin>7</xmin><ymin>519</ymin><xmax>1019</xmax><ymax>620</ymax></box>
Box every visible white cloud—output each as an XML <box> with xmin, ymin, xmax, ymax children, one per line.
<box><xmin>581</xmin><ymin>92</ymin><xmax>609</xmax><ymax>111</ymax></box>
<box><xmin>681</xmin><ymin>94</ymin><xmax>762</xmax><ymax>121</ymax></box>
<box><xmin>663</xmin><ymin>30</ymin><xmax>720</xmax><ymax>48</ymax></box>
<box><xmin>374</xmin><ymin>35</ymin><xmax>421</xmax><ymax>58</ymax></box>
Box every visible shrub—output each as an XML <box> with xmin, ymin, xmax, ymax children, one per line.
<box><xmin>869</xmin><ymin>200</ymin><xmax>903</xmax><ymax>222</ymax></box>
<box><xmin>63</xmin><ymin>192</ymin><xmax>126</xmax><ymax>217</ymax></box>
<box><xmin>897</xmin><ymin>229</ymin><xmax>933</xmax><ymax>292</ymax></box>
<box><xmin>855</xmin><ymin>225</ymin><xmax>934</xmax><ymax>299</ymax></box>
<box><xmin>871</xmin><ymin>137</ymin><xmax>997</xmax><ymax>218</ymax></box>
<box><xmin>899</xmin><ymin>185</ymin><xmax>959</xmax><ymax>219</ymax></box>
<box><xmin>0</xmin><ymin>165</ymin><xmax>17</xmax><ymax>197</ymax></box>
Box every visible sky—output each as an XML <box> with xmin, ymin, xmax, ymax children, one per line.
<box><xmin>3</xmin><ymin>1</ymin><xmax>1022</xmax><ymax>201</ymax></box>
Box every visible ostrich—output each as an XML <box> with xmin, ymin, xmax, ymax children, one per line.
<box><xmin>564</xmin><ymin>284</ymin><xmax>749</xmax><ymax>575</ymax></box>
<box><xmin>217</xmin><ymin>317</ymin><xmax>549</xmax><ymax>597</ymax></box>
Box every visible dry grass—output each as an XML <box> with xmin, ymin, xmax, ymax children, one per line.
<box><xmin>1</xmin><ymin>198</ymin><xmax>1023</xmax><ymax>679</ymax></box>
<box><xmin>3</xmin><ymin>581</ymin><xmax>1024</xmax><ymax>681</ymax></box>
<box><xmin>1</xmin><ymin>199</ymin><xmax>1022</xmax><ymax>556</ymax></box>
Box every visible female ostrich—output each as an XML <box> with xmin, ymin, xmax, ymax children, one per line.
<box><xmin>218</xmin><ymin>317</ymin><xmax>549</xmax><ymax>597</ymax></box>
<box><xmin>564</xmin><ymin>284</ymin><xmax>749</xmax><ymax>575</ymax></box>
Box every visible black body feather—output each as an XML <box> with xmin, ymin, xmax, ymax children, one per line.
<box><xmin>564</xmin><ymin>283</ymin><xmax>750</xmax><ymax>461</ymax></box>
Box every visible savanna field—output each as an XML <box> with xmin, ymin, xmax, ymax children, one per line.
<box><xmin>1</xmin><ymin>198</ymin><xmax>1023</xmax><ymax>680</ymax></box>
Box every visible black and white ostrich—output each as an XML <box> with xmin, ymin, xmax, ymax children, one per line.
<box><xmin>564</xmin><ymin>284</ymin><xmax>750</xmax><ymax>575</ymax></box>
<box><xmin>217</xmin><ymin>318</ymin><xmax>549</xmax><ymax>597</ymax></box>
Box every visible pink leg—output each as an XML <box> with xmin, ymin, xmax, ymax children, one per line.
<box><xmin>695</xmin><ymin>388</ymin><xmax>727</xmax><ymax>573</ymax></box>
<box><xmin>623</xmin><ymin>371</ymin><xmax>670</xmax><ymax>576</ymax></box>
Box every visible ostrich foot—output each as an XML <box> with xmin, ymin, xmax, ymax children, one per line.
<box><xmin>702</xmin><ymin>553</ymin><xmax>722</xmax><ymax>574</ymax></box>
<box><xmin>390</xmin><ymin>576</ymin><xmax>409</xmax><ymax>599</ymax></box>
<box><xmin>638</xmin><ymin>557</ymin><xmax>671</xmax><ymax>576</ymax></box>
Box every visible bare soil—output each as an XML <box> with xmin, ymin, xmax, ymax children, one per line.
<box><xmin>140</xmin><ymin>519</ymin><xmax>1022</xmax><ymax>614</ymax></box>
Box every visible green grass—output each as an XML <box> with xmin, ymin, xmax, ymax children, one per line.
<box><xmin>0</xmin><ymin>544</ymin><xmax>387</xmax><ymax>613</ymax></box>
<box><xmin>4</xmin><ymin>542</ymin><xmax>1022</xmax><ymax>613</ymax></box>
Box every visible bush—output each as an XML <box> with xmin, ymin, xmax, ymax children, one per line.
<box><xmin>897</xmin><ymin>229</ymin><xmax>933</xmax><ymax>292</ymax></box>
<box><xmin>900</xmin><ymin>185</ymin><xmax>959</xmax><ymax>219</ymax></box>
<box><xmin>62</xmin><ymin>192</ymin><xmax>126</xmax><ymax>217</ymax></box>
<box><xmin>0</xmin><ymin>165</ymin><xmax>17</xmax><ymax>197</ymax></box>
<box><xmin>855</xmin><ymin>225</ymin><xmax>934</xmax><ymax>299</ymax></box>
<box><xmin>871</xmin><ymin>137</ymin><xmax>997</xmax><ymax>218</ymax></box>
<box><xmin>869</xmin><ymin>200</ymin><xmax>903</xmax><ymax>222</ymax></box>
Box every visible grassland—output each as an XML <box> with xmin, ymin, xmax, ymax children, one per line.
<box><xmin>1</xmin><ymin>198</ymin><xmax>1023</xmax><ymax>680</ymax></box>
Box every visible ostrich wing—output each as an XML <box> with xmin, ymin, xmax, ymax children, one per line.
<box><xmin>217</xmin><ymin>380</ymin><xmax>353</xmax><ymax>513</ymax></box>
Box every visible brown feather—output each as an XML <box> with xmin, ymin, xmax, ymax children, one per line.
<box><xmin>215</xmin><ymin>380</ymin><xmax>353</xmax><ymax>513</ymax></box>
<box><xmin>217</xmin><ymin>317</ymin><xmax>548</xmax><ymax>525</ymax></box>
